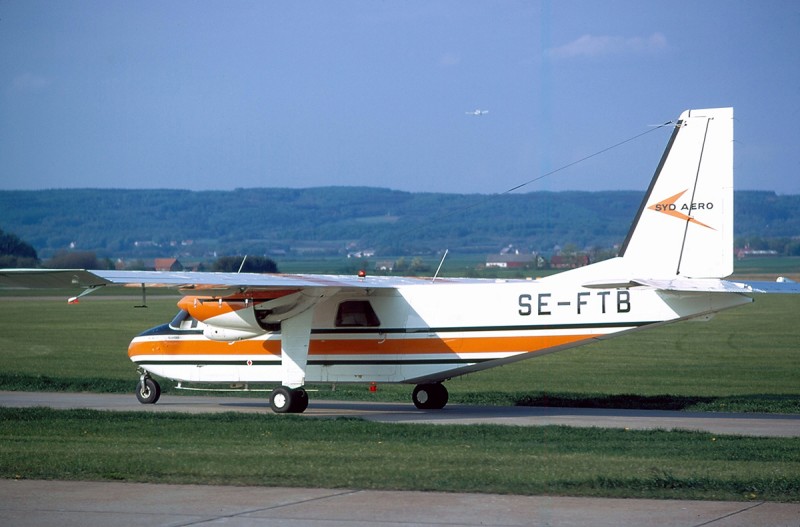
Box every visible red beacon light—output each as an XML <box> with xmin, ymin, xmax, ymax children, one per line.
<box><xmin>357</xmin><ymin>269</ymin><xmax>367</xmax><ymax>279</ymax></box>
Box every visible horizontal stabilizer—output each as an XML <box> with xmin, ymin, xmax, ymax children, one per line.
<box><xmin>584</xmin><ymin>276</ymin><xmax>800</xmax><ymax>294</ymax></box>
<box><xmin>735</xmin><ymin>277</ymin><xmax>800</xmax><ymax>294</ymax></box>
<box><xmin>582</xmin><ymin>279</ymin><xmax>640</xmax><ymax>289</ymax></box>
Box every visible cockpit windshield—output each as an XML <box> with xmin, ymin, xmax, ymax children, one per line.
<box><xmin>169</xmin><ymin>309</ymin><xmax>201</xmax><ymax>331</ymax></box>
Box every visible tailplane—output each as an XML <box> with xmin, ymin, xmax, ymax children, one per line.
<box><xmin>619</xmin><ymin>107</ymin><xmax>734</xmax><ymax>279</ymax></box>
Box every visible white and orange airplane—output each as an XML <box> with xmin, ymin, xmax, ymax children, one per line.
<box><xmin>2</xmin><ymin>107</ymin><xmax>798</xmax><ymax>413</ymax></box>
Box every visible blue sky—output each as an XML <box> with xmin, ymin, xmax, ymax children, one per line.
<box><xmin>1</xmin><ymin>0</ymin><xmax>799</xmax><ymax>194</ymax></box>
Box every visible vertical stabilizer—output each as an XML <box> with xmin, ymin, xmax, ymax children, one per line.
<box><xmin>619</xmin><ymin>108</ymin><xmax>733</xmax><ymax>278</ymax></box>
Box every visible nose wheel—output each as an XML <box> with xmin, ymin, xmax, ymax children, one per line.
<box><xmin>135</xmin><ymin>374</ymin><xmax>161</xmax><ymax>404</ymax></box>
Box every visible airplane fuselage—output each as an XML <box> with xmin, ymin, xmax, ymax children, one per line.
<box><xmin>128</xmin><ymin>276</ymin><xmax>752</xmax><ymax>387</ymax></box>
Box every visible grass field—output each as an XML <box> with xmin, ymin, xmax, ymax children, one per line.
<box><xmin>0</xmin><ymin>288</ymin><xmax>798</xmax><ymax>500</ymax></box>
<box><xmin>2</xmin><ymin>407</ymin><xmax>799</xmax><ymax>502</ymax></box>
<box><xmin>731</xmin><ymin>256</ymin><xmax>800</xmax><ymax>279</ymax></box>
<box><xmin>0</xmin><ymin>294</ymin><xmax>798</xmax><ymax>413</ymax></box>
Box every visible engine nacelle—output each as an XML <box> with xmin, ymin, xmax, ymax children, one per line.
<box><xmin>179</xmin><ymin>296</ymin><xmax>265</xmax><ymax>342</ymax></box>
<box><xmin>175</xmin><ymin>290</ymin><xmax>324</xmax><ymax>343</ymax></box>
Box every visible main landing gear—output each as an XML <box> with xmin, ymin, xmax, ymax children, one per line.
<box><xmin>412</xmin><ymin>382</ymin><xmax>448</xmax><ymax>410</ymax></box>
<box><xmin>270</xmin><ymin>386</ymin><xmax>309</xmax><ymax>414</ymax></box>
<box><xmin>268</xmin><ymin>383</ymin><xmax>448</xmax><ymax>413</ymax></box>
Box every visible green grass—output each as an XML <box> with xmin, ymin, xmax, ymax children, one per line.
<box><xmin>0</xmin><ymin>295</ymin><xmax>799</xmax><ymax>412</ymax></box>
<box><xmin>1</xmin><ymin>407</ymin><xmax>798</xmax><ymax>502</ymax></box>
<box><xmin>1</xmin><ymin>293</ymin><xmax>799</xmax><ymax>501</ymax></box>
<box><xmin>0</xmin><ymin>297</ymin><xmax>176</xmax><ymax>381</ymax></box>
<box><xmin>732</xmin><ymin>256</ymin><xmax>800</xmax><ymax>277</ymax></box>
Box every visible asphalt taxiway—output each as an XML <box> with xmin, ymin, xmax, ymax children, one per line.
<box><xmin>1</xmin><ymin>390</ymin><xmax>799</xmax><ymax>437</ymax></box>
<box><xmin>3</xmin><ymin>391</ymin><xmax>800</xmax><ymax>526</ymax></box>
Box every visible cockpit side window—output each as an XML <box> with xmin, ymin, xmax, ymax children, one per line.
<box><xmin>335</xmin><ymin>300</ymin><xmax>380</xmax><ymax>327</ymax></box>
<box><xmin>169</xmin><ymin>309</ymin><xmax>200</xmax><ymax>330</ymax></box>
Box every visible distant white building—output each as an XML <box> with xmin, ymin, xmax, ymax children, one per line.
<box><xmin>486</xmin><ymin>254</ymin><xmax>536</xmax><ymax>269</ymax></box>
<box><xmin>348</xmin><ymin>249</ymin><xmax>376</xmax><ymax>258</ymax></box>
<box><xmin>375</xmin><ymin>261</ymin><xmax>394</xmax><ymax>272</ymax></box>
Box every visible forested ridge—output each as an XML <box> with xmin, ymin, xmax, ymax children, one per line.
<box><xmin>1</xmin><ymin>188</ymin><xmax>798</xmax><ymax>259</ymax></box>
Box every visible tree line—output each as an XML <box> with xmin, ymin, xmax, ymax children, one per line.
<box><xmin>1</xmin><ymin>188</ymin><xmax>798</xmax><ymax>261</ymax></box>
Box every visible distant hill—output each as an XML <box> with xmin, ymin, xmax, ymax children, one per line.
<box><xmin>1</xmin><ymin>188</ymin><xmax>798</xmax><ymax>259</ymax></box>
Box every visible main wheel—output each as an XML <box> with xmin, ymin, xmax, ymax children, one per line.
<box><xmin>270</xmin><ymin>386</ymin><xmax>309</xmax><ymax>414</ymax></box>
<box><xmin>135</xmin><ymin>377</ymin><xmax>161</xmax><ymax>404</ymax></box>
<box><xmin>412</xmin><ymin>383</ymin><xmax>448</xmax><ymax>410</ymax></box>
<box><xmin>270</xmin><ymin>386</ymin><xmax>293</xmax><ymax>413</ymax></box>
<box><xmin>290</xmin><ymin>388</ymin><xmax>309</xmax><ymax>413</ymax></box>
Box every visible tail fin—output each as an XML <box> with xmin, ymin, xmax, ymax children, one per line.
<box><xmin>619</xmin><ymin>107</ymin><xmax>734</xmax><ymax>278</ymax></box>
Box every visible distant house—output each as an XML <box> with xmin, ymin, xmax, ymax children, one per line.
<box><xmin>154</xmin><ymin>258</ymin><xmax>183</xmax><ymax>271</ymax></box>
<box><xmin>736</xmin><ymin>247</ymin><xmax>779</xmax><ymax>259</ymax></box>
<box><xmin>550</xmin><ymin>254</ymin><xmax>590</xmax><ymax>269</ymax></box>
<box><xmin>375</xmin><ymin>260</ymin><xmax>394</xmax><ymax>272</ymax></box>
<box><xmin>348</xmin><ymin>249</ymin><xmax>376</xmax><ymax>258</ymax></box>
<box><xmin>486</xmin><ymin>254</ymin><xmax>536</xmax><ymax>269</ymax></box>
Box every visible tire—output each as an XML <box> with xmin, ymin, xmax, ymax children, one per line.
<box><xmin>290</xmin><ymin>388</ymin><xmax>309</xmax><ymax>413</ymax></box>
<box><xmin>412</xmin><ymin>383</ymin><xmax>448</xmax><ymax>410</ymax></box>
<box><xmin>135</xmin><ymin>378</ymin><xmax>161</xmax><ymax>404</ymax></box>
<box><xmin>270</xmin><ymin>386</ymin><xmax>294</xmax><ymax>413</ymax></box>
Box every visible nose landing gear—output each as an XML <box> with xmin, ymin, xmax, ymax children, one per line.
<box><xmin>135</xmin><ymin>373</ymin><xmax>161</xmax><ymax>404</ymax></box>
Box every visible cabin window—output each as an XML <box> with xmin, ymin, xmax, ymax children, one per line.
<box><xmin>335</xmin><ymin>300</ymin><xmax>380</xmax><ymax>327</ymax></box>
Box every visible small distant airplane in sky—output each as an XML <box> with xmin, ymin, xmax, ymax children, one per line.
<box><xmin>466</xmin><ymin>109</ymin><xmax>489</xmax><ymax>116</ymax></box>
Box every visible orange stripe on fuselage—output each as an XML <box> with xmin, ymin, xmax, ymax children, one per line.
<box><xmin>128</xmin><ymin>338</ymin><xmax>281</xmax><ymax>359</ymax></box>
<box><xmin>311</xmin><ymin>334</ymin><xmax>592</xmax><ymax>355</ymax></box>
<box><xmin>128</xmin><ymin>334</ymin><xmax>594</xmax><ymax>360</ymax></box>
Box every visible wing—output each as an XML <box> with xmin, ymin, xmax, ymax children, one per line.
<box><xmin>0</xmin><ymin>268</ymin><xmax>435</xmax><ymax>294</ymax></box>
<box><xmin>0</xmin><ymin>269</ymin><xmax>114</xmax><ymax>289</ymax></box>
<box><xmin>0</xmin><ymin>268</ymin><xmax>508</xmax><ymax>297</ymax></box>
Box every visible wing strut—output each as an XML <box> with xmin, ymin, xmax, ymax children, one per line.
<box><xmin>280</xmin><ymin>307</ymin><xmax>314</xmax><ymax>388</ymax></box>
<box><xmin>67</xmin><ymin>285</ymin><xmax>104</xmax><ymax>304</ymax></box>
